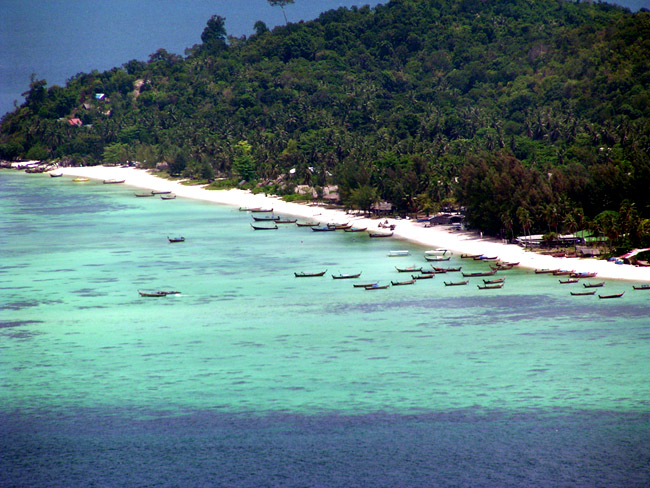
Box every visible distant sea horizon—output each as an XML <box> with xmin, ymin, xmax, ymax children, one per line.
<box><xmin>0</xmin><ymin>0</ymin><xmax>645</xmax><ymax>118</ymax></box>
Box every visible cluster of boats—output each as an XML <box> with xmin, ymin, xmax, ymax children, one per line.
<box><xmin>243</xmin><ymin>207</ymin><xmax>392</xmax><ymax>236</ymax></box>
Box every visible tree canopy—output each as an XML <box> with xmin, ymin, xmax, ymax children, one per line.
<box><xmin>2</xmin><ymin>0</ymin><xmax>650</xmax><ymax>248</ymax></box>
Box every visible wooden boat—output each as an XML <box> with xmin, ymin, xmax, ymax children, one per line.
<box><xmin>328</xmin><ymin>223</ymin><xmax>351</xmax><ymax>230</ymax></box>
<box><xmin>559</xmin><ymin>278</ymin><xmax>579</xmax><ymax>284</ymax></box>
<box><xmin>462</xmin><ymin>270</ymin><xmax>496</xmax><ymax>277</ymax></box>
<box><xmin>344</xmin><ymin>226</ymin><xmax>367</xmax><ymax>232</ymax></box>
<box><xmin>475</xmin><ymin>255</ymin><xmax>498</xmax><ymax>261</ymax></box>
<box><xmin>424</xmin><ymin>255</ymin><xmax>451</xmax><ymax>261</ymax></box>
<box><xmin>583</xmin><ymin>281</ymin><xmax>605</xmax><ymax>288</ymax></box>
<box><xmin>252</xmin><ymin>215</ymin><xmax>280</xmax><ymax>221</ymax></box>
<box><xmin>571</xmin><ymin>290</ymin><xmax>596</xmax><ymax>296</ymax></box>
<box><xmin>138</xmin><ymin>290</ymin><xmax>167</xmax><ymax>297</ymax></box>
<box><xmin>332</xmin><ymin>272</ymin><xmax>362</xmax><ymax>279</ymax></box>
<box><xmin>598</xmin><ymin>292</ymin><xmax>625</xmax><ymax>299</ymax></box>
<box><xmin>395</xmin><ymin>266</ymin><xmax>422</xmax><ymax>273</ymax></box>
<box><xmin>294</xmin><ymin>270</ymin><xmax>327</xmax><ymax>277</ymax></box>
<box><xmin>250</xmin><ymin>208</ymin><xmax>273</xmax><ymax>213</ymax></box>
<box><xmin>391</xmin><ymin>279</ymin><xmax>416</xmax><ymax>286</ymax></box>
<box><xmin>160</xmin><ymin>194</ymin><xmax>176</xmax><ymax>200</ymax></box>
<box><xmin>134</xmin><ymin>192</ymin><xmax>154</xmax><ymax>197</ymax></box>
<box><xmin>251</xmin><ymin>223</ymin><xmax>278</xmax><ymax>230</ymax></box>
<box><xmin>72</xmin><ymin>177</ymin><xmax>90</xmax><ymax>182</ymax></box>
<box><xmin>138</xmin><ymin>289</ymin><xmax>180</xmax><ymax>297</ymax></box>
<box><xmin>633</xmin><ymin>284</ymin><xmax>650</xmax><ymax>290</ymax></box>
<box><xmin>434</xmin><ymin>266</ymin><xmax>462</xmax><ymax>273</ymax></box>
<box><xmin>461</xmin><ymin>254</ymin><xmax>482</xmax><ymax>259</ymax></box>
<box><xmin>412</xmin><ymin>274</ymin><xmax>433</xmax><ymax>280</ymax></box>
<box><xmin>425</xmin><ymin>249</ymin><xmax>448</xmax><ymax>256</ymax></box>
<box><xmin>477</xmin><ymin>283</ymin><xmax>504</xmax><ymax>289</ymax></box>
<box><xmin>49</xmin><ymin>172</ymin><xmax>63</xmax><ymax>177</ymax></box>
<box><xmin>551</xmin><ymin>267</ymin><xmax>571</xmax><ymax>276</ymax></box>
<box><xmin>483</xmin><ymin>277</ymin><xmax>505</xmax><ymax>284</ymax></box>
<box><xmin>365</xmin><ymin>284</ymin><xmax>389</xmax><ymax>290</ymax></box>
<box><xmin>368</xmin><ymin>232</ymin><xmax>393</xmax><ymax>238</ymax></box>
<box><xmin>501</xmin><ymin>261</ymin><xmax>519</xmax><ymax>266</ymax></box>
<box><xmin>168</xmin><ymin>236</ymin><xmax>185</xmax><ymax>243</ymax></box>
<box><xmin>354</xmin><ymin>282</ymin><xmax>378</xmax><ymax>288</ymax></box>
<box><xmin>103</xmin><ymin>179</ymin><xmax>125</xmax><ymax>184</ymax></box>
<box><xmin>239</xmin><ymin>206</ymin><xmax>262</xmax><ymax>212</ymax></box>
<box><xmin>311</xmin><ymin>226</ymin><xmax>336</xmax><ymax>232</ymax></box>
<box><xmin>296</xmin><ymin>221</ymin><xmax>319</xmax><ymax>227</ymax></box>
<box><xmin>388</xmin><ymin>250</ymin><xmax>410</xmax><ymax>257</ymax></box>
<box><xmin>275</xmin><ymin>219</ymin><xmax>297</xmax><ymax>224</ymax></box>
<box><xmin>570</xmin><ymin>271</ymin><xmax>598</xmax><ymax>278</ymax></box>
<box><xmin>151</xmin><ymin>190</ymin><xmax>171</xmax><ymax>194</ymax></box>
<box><xmin>535</xmin><ymin>268</ymin><xmax>558</xmax><ymax>274</ymax></box>
<box><xmin>444</xmin><ymin>280</ymin><xmax>469</xmax><ymax>286</ymax></box>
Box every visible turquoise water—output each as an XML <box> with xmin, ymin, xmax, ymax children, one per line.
<box><xmin>2</xmin><ymin>170</ymin><xmax>650</xmax><ymax>486</ymax></box>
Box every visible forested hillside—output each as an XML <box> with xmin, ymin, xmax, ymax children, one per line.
<box><xmin>2</xmin><ymin>0</ymin><xmax>649</xmax><ymax>248</ymax></box>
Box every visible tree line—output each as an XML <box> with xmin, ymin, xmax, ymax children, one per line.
<box><xmin>1</xmin><ymin>0</ymin><xmax>649</xmax><ymax>251</ymax></box>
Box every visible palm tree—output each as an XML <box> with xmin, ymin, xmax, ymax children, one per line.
<box><xmin>268</xmin><ymin>0</ymin><xmax>294</xmax><ymax>25</ymax></box>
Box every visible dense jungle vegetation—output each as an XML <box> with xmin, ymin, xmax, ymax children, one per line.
<box><xmin>2</xmin><ymin>0</ymin><xmax>650</xmax><ymax>250</ymax></box>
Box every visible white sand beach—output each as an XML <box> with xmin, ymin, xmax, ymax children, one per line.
<box><xmin>54</xmin><ymin>165</ymin><xmax>650</xmax><ymax>282</ymax></box>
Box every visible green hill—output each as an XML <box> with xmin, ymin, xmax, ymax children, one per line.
<box><xmin>2</xmin><ymin>0</ymin><xmax>649</xmax><ymax>248</ymax></box>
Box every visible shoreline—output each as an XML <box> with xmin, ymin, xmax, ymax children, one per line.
<box><xmin>46</xmin><ymin>165</ymin><xmax>650</xmax><ymax>282</ymax></box>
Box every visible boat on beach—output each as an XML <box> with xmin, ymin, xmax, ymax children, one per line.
<box><xmin>368</xmin><ymin>231</ymin><xmax>393</xmax><ymax>238</ymax></box>
<box><xmin>134</xmin><ymin>192</ymin><xmax>154</xmax><ymax>197</ymax></box>
<box><xmin>151</xmin><ymin>190</ymin><xmax>171</xmax><ymax>194</ymax></box>
<box><xmin>239</xmin><ymin>206</ymin><xmax>263</xmax><ymax>212</ymax></box>
<box><xmin>103</xmin><ymin>179</ymin><xmax>125</xmax><ymax>184</ymax></box>
<box><xmin>570</xmin><ymin>271</ymin><xmax>597</xmax><ymax>278</ymax></box>
<box><xmin>72</xmin><ymin>177</ymin><xmax>89</xmax><ymax>182</ymax></box>
<box><xmin>160</xmin><ymin>194</ymin><xmax>176</xmax><ymax>200</ymax></box>
<box><xmin>461</xmin><ymin>253</ymin><xmax>482</xmax><ymax>259</ymax></box>
<box><xmin>250</xmin><ymin>208</ymin><xmax>273</xmax><ymax>213</ymax></box>
<box><xmin>49</xmin><ymin>172</ymin><xmax>63</xmax><ymax>177</ymax></box>
<box><xmin>294</xmin><ymin>270</ymin><xmax>327</xmax><ymax>277</ymax></box>
<box><xmin>344</xmin><ymin>226</ymin><xmax>367</xmax><ymax>232</ymax></box>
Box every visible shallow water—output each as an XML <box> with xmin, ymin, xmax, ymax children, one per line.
<box><xmin>2</xmin><ymin>171</ymin><xmax>649</xmax><ymax>486</ymax></box>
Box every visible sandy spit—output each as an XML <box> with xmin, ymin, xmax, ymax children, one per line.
<box><xmin>54</xmin><ymin>166</ymin><xmax>650</xmax><ymax>282</ymax></box>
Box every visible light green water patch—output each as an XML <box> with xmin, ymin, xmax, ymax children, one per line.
<box><xmin>2</xmin><ymin>171</ymin><xmax>650</xmax><ymax>417</ymax></box>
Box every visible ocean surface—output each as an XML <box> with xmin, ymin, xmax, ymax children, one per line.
<box><xmin>1</xmin><ymin>170</ymin><xmax>649</xmax><ymax>487</ymax></box>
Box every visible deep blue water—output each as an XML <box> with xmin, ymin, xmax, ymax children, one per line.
<box><xmin>2</xmin><ymin>409</ymin><xmax>650</xmax><ymax>488</ymax></box>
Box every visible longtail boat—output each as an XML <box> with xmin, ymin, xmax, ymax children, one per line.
<box><xmin>391</xmin><ymin>279</ymin><xmax>415</xmax><ymax>286</ymax></box>
<box><xmin>444</xmin><ymin>280</ymin><xmax>469</xmax><ymax>286</ymax></box>
<box><xmin>251</xmin><ymin>223</ymin><xmax>278</xmax><ymax>230</ymax></box>
<box><xmin>477</xmin><ymin>283</ymin><xmax>504</xmax><ymax>289</ymax></box>
<box><xmin>571</xmin><ymin>290</ymin><xmax>596</xmax><ymax>296</ymax></box>
<box><xmin>294</xmin><ymin>270</ymin><xmax>327</xmax><ymax>277</ymax></box>
<box><xmin>598</xmin><ymin>292</ymin><xmax>625</xmax><ymax>299</ymax></box>
<box><xmin>332</xmin><ymin>272</ymin><xmax>362</xmax><ymax>279</ymax></box>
